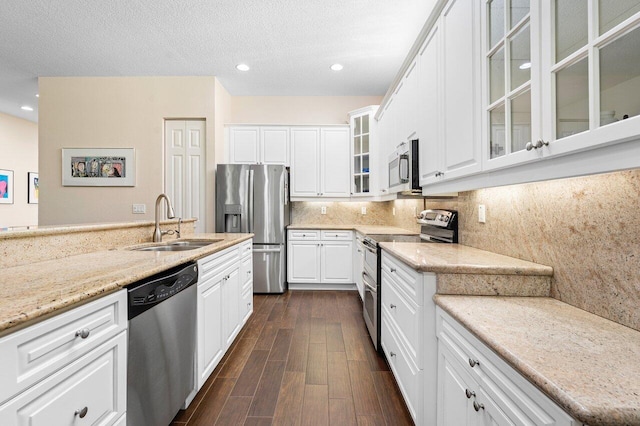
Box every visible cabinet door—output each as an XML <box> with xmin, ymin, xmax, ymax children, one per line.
<box><xmin>321</xmin><ymin>241</ymin><xmax>353</xmax><ymax>283</ymax></box>
<box><xmin>287</xmin><ymin>241</ymin><xmax>321</xmax><ymax>283</ymax></box>
<box><xmin>404</xmin><ymin>60</ymin><xmax>419</xmax><ymax>140</ymax></box>
<box><xmin>418</xmin><ymin>25</ymin><xmax>442</xmax><ymax>186</ymax></box>
<box><xmin>261</xmin><ymin>127</ymin><xmax>289</xmax><ymax>166</ymax></box>
<box><xmin>441</xmin><ymin>0</ymin><xmax>481</xmax><ymax>180</ymax></box>
<box><xmin>229</xmin><ymin>127</ymin><xmax>260</xmax><ymax>164</ymax></box>
<box><xmin>197</xmin><ymin>276</ymin><xmax>224</xmax><ymax>389</ymax></box>
<box><xmin>320</xmin><ymin>128</ymin><xmax>350</xmax><ymax>197</ymax></box>
<box><xmin>437</xmin><ymin>343</ymin><xmax>479</xmax><ymax>426</ymax></box>
<box><xmin>222</xmin><ymin>266</ymin><xmax>242</xmax><ymax>348</ymax></box>
<box><xmin>290</xmin><ymin>128</ymin><xmax>320</xmax><ymax>197</ymax></box>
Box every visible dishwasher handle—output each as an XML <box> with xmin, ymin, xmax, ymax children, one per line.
<box><xmin>127</xmin><ymin>262</ymin><xmax>198</xmax><ymax>320</ymax></box>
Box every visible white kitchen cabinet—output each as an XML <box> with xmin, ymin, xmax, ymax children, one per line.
<box><xmin>290</xmin><ymin>126</ymin><xmax>350</xmax><ymax>199</ymax></box>
<box><xmin>349</xmin><ymin>106</ymin><xmax>380</xmax><ymax>196</ymax></box>
<box><xmin>436</xmin><ymin>307</ymin><xmax>579</xmax><ymax>426</ymax></box>
<box><xmin>196</xmin><ymin>239</ymin><xmax>252</xmax><ymax>390</ymax></box>
<box><xmin>0</xmin><ymin>290</ymin><xmax>127</xmax><ymax>425</ymax></box>
<box><xmin>353</xmin><ymin>232</ymin><xmax>365</xmax><ymax>300</ymax></box>
<box><xmin>287</xmin><ymin>230</ymin><xmax>353</xmax><ymax>289</ymax></box>
<box><xmin>227</xmin><ymin>126</ymin><xmax>289</xmax><ymax>165</ymax></box>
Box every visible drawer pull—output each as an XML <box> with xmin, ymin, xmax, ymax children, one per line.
<box><xmin>75</xmin><ymin>406</ymin><xmax>88</xmax><ymax>418</ymax></box>
<box><xmin>390</xmin><ymin>351</ymin><xmax>396</xmax><ymax>357</ymax></box>
<box><xmin>390</xmin><ymin>304</ymin><xmax>396</xmax><ymax>309</ymax></box>
<box><xmin>247</xmin><ymin>270</ymin><xmax>252</xmax><ymax>275</ymax></box>
<box><xmin>465</xmin><ymin>389</ymin><xmax>475</xmax><ymax>399</ymax></box>
<box><xmin>390</xmin><ymin>267</ymin><xmax>396</xmax><ymax>273</ymax></box>
<box><xmin>248</xmin><ymin>302</ymin><xmax>252</xmax><ymax>307</ymax></box>
<box><xmin>468</xmin><ymin>358</ymin><xmax>480</xmax><ymax>368</ymax></box>
<box><xmin>473</xmin><ymin>401</ymin><xmax>485</xmax><ymax>412</ymax></box>
<box><xmin>75</xmin><ymin>328</ymin><xmax>91</xmax><ymax>339</ymax></box>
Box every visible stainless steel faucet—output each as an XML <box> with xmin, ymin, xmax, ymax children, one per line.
<box><xmin>153</xmin><ymin>194</ymin><xmax>176</xmax><ymax>242</ymax></box>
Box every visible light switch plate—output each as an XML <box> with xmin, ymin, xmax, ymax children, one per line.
<box><xmin>321</xmin><ymin>206</ymin><xmax>327</xmax><ymax>215</ymax></box>
<box><xmin>361</xmin><ymin>206</ymin><xmax>367</xmax><ymax>215</ymax></box>
<box><xmin>133</xmin><ymin>204</ymin><xmax>146</xmax><ymax>214</ymax></box>
<box><xmin>478</xmin><ymin>204</ymin><xmax>486</xmax><ymax>223</ymax></box>
<box><xmin>392</xmin><ymin>207</ymin><xmax>396</xmax><ymax>216</ymax></box>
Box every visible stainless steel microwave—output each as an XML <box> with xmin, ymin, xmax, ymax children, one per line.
<box><xmin>388</xmin><ymin>139</ymin><xmax>420</xmax><ymax>192</ymax></box>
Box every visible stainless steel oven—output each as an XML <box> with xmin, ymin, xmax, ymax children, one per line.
<box><xmin>362</xmin><ymin>209</ymin><xmax>458</xmax><ymax>353</ymax></box>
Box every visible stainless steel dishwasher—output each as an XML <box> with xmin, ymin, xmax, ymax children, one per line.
<box><xmin>127</xmin><ymin>262</ymin><xmax>198</xmax><ymax>426</ymax></box>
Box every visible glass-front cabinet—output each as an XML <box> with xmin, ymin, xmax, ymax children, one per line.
<box><xmin>349</xmin><ymin>106</ymin><xmax>379</xmax><ymax>196</ymax></box>
<box><xmin>483</xmin><ymin>0</ymin><xmax>640</xmax><ymax>171</ymax></box>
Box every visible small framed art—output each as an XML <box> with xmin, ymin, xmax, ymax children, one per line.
<box><xmin>0</xmin><ymin>169</ymin><xmax>14</xmax><ymax>204</ymax></box>
<box><xmin>28</xmin><ymin>172</ymin><xmax>39</xmax><ymax>204</ymax></box>
<box><xmin>62</xmin><ymin>148</ymin><xmax>135</xmax><ymax>187</ymax></box>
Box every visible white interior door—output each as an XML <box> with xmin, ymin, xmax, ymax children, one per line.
<box><xmin>165</xmin><ymin>119</ymin><xmax>206</xmax><ymax>233</ymax></box>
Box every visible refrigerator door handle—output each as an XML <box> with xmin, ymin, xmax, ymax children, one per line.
<box><xmin>247</xmin><ymin>169</ymin><xmax>254</xmax><ymax>233</ymax></box>
<box><xmin>252</xmin><ymin>248</ymin><xmax>282</xmax><ymax>254</ymax></box>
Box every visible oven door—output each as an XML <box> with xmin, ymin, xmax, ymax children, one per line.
<box><xmin>362</xmin><ymin>269</ymin><xmax>378</xmax><ymax>349</ymax></box>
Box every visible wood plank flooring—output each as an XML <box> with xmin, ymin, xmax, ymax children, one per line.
<box><xmin>172</xmin><ymin>290</ymin><xmax>413</xmax><ymax>426</ymax></box>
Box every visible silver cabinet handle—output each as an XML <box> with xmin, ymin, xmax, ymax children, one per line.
<box><xmin>390</xmin><ymin>267</ymin><xmax>396</xmax><ymax>273</ymax></box>
<box><xmin>390</xmin><ymin>304</ymin><xmax>396</xmax><ymax>309</ymax></box>
<box><xmin>247</xmin><ymin>270</ymin><xmax>252</xmax><ymax>275</ymax></box>
<box><xmin>525</xmin><ymin>141</ymin><xmax>534</xmax><ymax>151</ymax></box>
<box><xmin>75</xmin><ymin>407</ymin><xmax>88</xmax><ymax>418</ymax></box>
<box><xmin>75</xmin><ymin>328</ymin><xmax>90</xmax><ymax>339</ymax></box>
<box><xmin>465</xmin><ymin>389</ymin><xmax>475</xmax><ymax>399</ymax></box>
<box><xmin>469</xmin><ymin>358</ymin><xmax>480</xmax><ymax>368</ymax></box>
<box><xmin>473</xmin><ymin>401</ymin><xmax>485</xmax><ymax>412</ymax></box>
<box><xmin>535</xmin><ymin>139</ymin><xmax>549</xmax><ymax>148</ymax></box>
<box><xmin>390</xmin><ymin>351</ymin><xmax>396</xmax><ymax>357</ymax></box>
<box><xmin>247</xmin><ymin>302</ymin><xmax>252</xmax><ymax>307</ymax></box>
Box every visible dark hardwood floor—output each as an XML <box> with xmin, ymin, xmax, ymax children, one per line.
<box><xmin>172</xmin><ymin>290</ymin><xmax>413</xmax><ymax>426</ymax></box>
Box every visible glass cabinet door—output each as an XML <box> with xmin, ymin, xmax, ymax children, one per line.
<box><xmin>352</xmin><ymin>113</ymin><xmax>371</xmax><ymax>194</ymax></box>
<box><xmin>551</xmin><ymin>0</ymin><xmax>640</xmax><ymax>142</ymax></box>
<box><xmin>484</xmin><ymin>0</ymin><xmax>535</xmax><ymax>166</ymax></box>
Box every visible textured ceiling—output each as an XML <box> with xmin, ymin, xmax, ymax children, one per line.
<box><xmin>0</xmin><ymin>0</ymin><xmax>432</xmax><ymax>122</ymax></box>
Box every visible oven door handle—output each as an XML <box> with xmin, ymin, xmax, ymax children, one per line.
<box><xmin>362</xmin><ymin>271</ymin><xmax>377</xmax><ymax>293</ymax></box>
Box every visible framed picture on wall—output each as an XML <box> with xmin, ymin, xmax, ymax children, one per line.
<box><xmin>28</xmin><ymin>172</ymin><xmax>39</xmax><ymax>204</ymax></box>
<box><xmin>62</xmin><ymin>148</ymin><xmax>135</xmax><ymax>186</ymax></box>
<box><xmin>0</xmin><ymin>169</ymin><xmax>14</xmax><ymax>204</ymax></box>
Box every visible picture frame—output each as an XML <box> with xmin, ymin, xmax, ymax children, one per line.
<box><xmin>0</xmin><ymin>169</ymin><xmax>14</xmax><ymax>204</ymax></box>
<box><xmin>62</xmin><ymin>148</ymin><xmax>135</xmax><ymax>187</ymax></box>
<box><xmin>28</xmin><ymin>172</ymin><xmax>39</xmax><ymax>204</ymax></box>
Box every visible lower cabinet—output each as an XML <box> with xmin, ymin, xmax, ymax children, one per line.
<box><xmin>0</xmin><ymin>290</ymin><xmax>128</xmax><ymax>426</ymax></box>
<box><xmin>353</xmin><ymin>232</ymin><xmax>365</xmax><ymax>300</ymax></box>
<box><xmin>287</xmin><ymin>230</ymin><xmax>353</xmax><ymax>289</ymax></box>
<box><xmin>197</xmin><ymin>239</ymin><xmax>253</xmax><ymax>390</ymax></box>
<box><xmin>436</xmin><ymin>307</ymin><xmax>578</xmax><ymax>426</ymax></box>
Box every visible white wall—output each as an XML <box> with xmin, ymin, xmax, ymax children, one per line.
<box><xmin>0</xmin><ymin>112</ymin><xmax>38</xmax><ymax>227</ymax></box>
<box><xmin>38</xmin><ymin>76</ymin><xmax>217</xmax><ymax>228</ymax></box>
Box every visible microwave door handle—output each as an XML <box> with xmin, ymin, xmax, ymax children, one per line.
<box><xmin>399</xmin><ymin>154</ymin><xmax>409</xmax><ymax>183</ymax></box>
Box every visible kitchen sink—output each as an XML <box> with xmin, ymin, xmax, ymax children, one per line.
<box><xmin>131</xmin><ymin>239</ymin><xmax>223</xmax><ymax>252</ymax></box>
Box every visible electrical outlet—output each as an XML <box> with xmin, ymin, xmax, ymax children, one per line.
<box><xmin>132</xmin><ymin>204</ymin><xmax>146</xmax><ymax>214</ymax></box>
<box><xmin>361</xmin><ymin>206</ymin><xmax>367</xmax><ymax>215</ymax></box>
<box><xmin>478</xmin><ymin>204</ymin><xmax>486</xmax><ymax>223</ymax></box>
<box><xmin>392</xmin><ymin>207</ymin><xmax>396</xmax><ymax>216</ymax></box>
<box><xmin>321</xmin><ymin>206</ymin><xmax>327</xmax><ymax>215</ymax></box>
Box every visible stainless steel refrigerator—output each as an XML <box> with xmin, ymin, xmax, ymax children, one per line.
<box><xmin>215</xmin><ymin>164</ymin><xmax>290</xmax><ymax>293</ymax></box>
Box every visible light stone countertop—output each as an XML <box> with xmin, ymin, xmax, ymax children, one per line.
<box><xmin>434</xmin><ymin>295</ymin><xmax>640</xmax><ymax>426</ymax></box>
<box><xmin>0</xmin><ymin>233</ymin><xmax>252</xmax><ymax>335</ymax></box>
<box><xmin>287</xmin><ymin>224</ymin><xmax>418</xmax><ymax>235</ymax></box>
<box><xmin>380</xmin><ymin>242</ymin><xmax>553</xmax><ymax>275</ymax></box>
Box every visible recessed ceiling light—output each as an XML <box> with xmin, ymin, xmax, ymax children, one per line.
<box><xmin>519</xmin><ymin>62</ymin><xmax>532</xmax><ymax>70</ymax></box>
<box><xmin>21</xmin><ymin>106</ymin><xmax>34</xmax><ymax>111</ymax></box>
<box><xmin>35</xmin><ymin>94</ymin><xmax>39</xmax><ymax>98</ymax></box>
<box><xmin>330</xmin><ymin>64</ymin><xmax>344</xmax><ymax>71</ymax></box>
<box><xmin>236</xmin><ymin>64</ymin><xmax>250</xmax><ymax>71</ymax></box>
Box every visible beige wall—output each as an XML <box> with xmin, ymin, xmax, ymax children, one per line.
<box><xmin>38</xmin><ymin>76</ymin><xmax>217</xmax><ymax>228</ymax></box>
<box><xmin>229</xmin><ymin>96</ymin><xmax>382</xmax><ymax>124</ymax></box>
<box><xmin>0</xmin><ymin>112</ymin><xmax>38</xmax><ymax>227</ymax></box>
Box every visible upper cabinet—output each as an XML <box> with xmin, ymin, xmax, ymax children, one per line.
<box><xmin>290</xmin><ymin>126</ymin><xmax>350</xmax><ymax>199</ymax></box>
<box><xmin>349</xmin><ymin>106</ymin><xmax>380</xmax><ymax>196</ymax></box>
<box><xmin>483</xmin><ymin>0</ymin><xmax>640</xmax><ymax>171</ymax></box>
<box><xmin>227</xmin><ymin>126</ymin><xmax>289</xmax><ymax>166</ymax></box>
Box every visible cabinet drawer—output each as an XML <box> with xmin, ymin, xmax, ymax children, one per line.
<box><xmin>0</xmin><ymin>331</ymin><xmax>127</xmax><ymax>426</ymax></box>
<box><xmin>288</xmin><ymin>230</ymin><xmax>320</xmax><ymax>240</ymax></box>
<box><xmin>0</xmin><ymin>290</ymin><xmax>127</xmax><ymax>404</ymax></box>
<box><xmin>381</xmin><ymin>252</ymin><xmax>422</xmax><ymax>305</ymax></box>
<box><xmin>241</xmin><ymin>286</ymin><xmax>253</xmax><ymax>324</ymax></box>
<box><xmin>199</xmin><ymin>245</ymin><xmax>239</xmax><ymax>281</ymax></box>
<box><xmin>381</xmin><ymin>272</ymin><xmax>423</xmax><ymax>366</ymax></box>
<box><xmin>381</xmin><ymin>316</ymin><xmax>420</xmax><ymax>423</ymax></box>
<box><xmin>320</xmin><ymin>230</ymin><xmax>353</xmax><ymax>240</ymax></box>
<box><xmin>239</xmin><ymin>240</ymin><xmax>253</xmax><ymax>258</ymax></box>
<box><xmin>240</xmin><ymin>254</ymin><xmax>253</xmax><ymax>287</ymax></box>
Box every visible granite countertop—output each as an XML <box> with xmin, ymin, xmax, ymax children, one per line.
<box><xmin>435</xmin><ymin>295</ymin><xmax>640</xmax><ymax>426</ymax></box>
<box><xmin>380</xmin><ymin>242</ymin><xmax>553</xmax><ymax>275</ymax></box>
<box><xmin>287</xmin><ymin>224</ymin><xmax>418</xmax><ymax>235</ymax></box>
<box><xmin>0</xmin><ymin>233</ymin><xmax>252</xmax><ymax>335</ymax></box>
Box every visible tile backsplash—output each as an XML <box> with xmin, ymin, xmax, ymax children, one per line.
<box><xmin>291</xmin><ymin>168</ymin><xmax>640</xmax><ymax>332</ymax></box>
